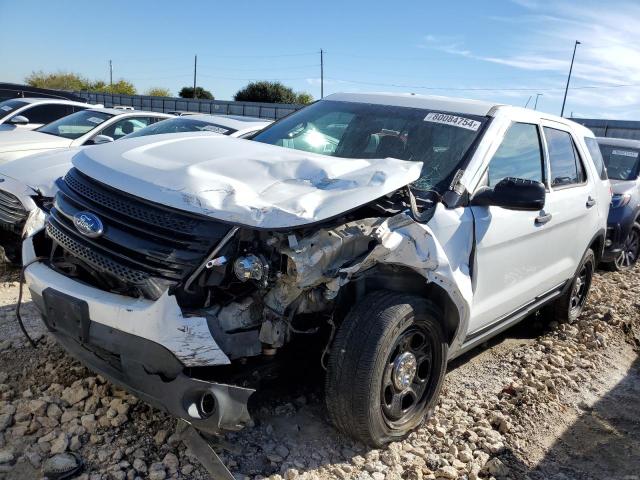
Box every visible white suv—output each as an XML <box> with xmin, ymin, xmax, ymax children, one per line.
<box><xmin>23</xmin><ymin>93</ymin><xmax>609</xmax><ymax>446</ymax></box>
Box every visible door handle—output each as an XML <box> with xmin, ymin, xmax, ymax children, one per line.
<box><xmin>535</xmin><ymin>213</ymin><xmax>553</xmax><ymax>225</ymax></box>
<box><xmin>586</xmin><ymin>196</ymin><xmax>596</xmax><ymax>208</ymax></box>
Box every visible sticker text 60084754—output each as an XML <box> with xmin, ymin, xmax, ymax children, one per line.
<box><xmin>424</xmin><ymin>112</ymin><xmax>481</xmax><ymax>131</ymax></box>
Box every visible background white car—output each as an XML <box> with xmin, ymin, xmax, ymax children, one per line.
<box><xmin>124</xmin><ymin>114</ymin><xmax>272</xmax><ymax>139</ymax></box>
<box><xmin>0</xmin><ymin>97</ymin><xmax>95</xmax><ymax>131</ymax></box>
<box><xmin>0</xmin><ymin>107</ymin><xmax>172</xmax><ymax>163</ymax></box>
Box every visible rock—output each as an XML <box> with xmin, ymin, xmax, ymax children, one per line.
<box><xmin>434</xmin><ymin>465</ymin><xmax>458</xmax><ymax>479</ymax></box>
<box><xmin>148</xmin><ymin>462</ymin><xmax>166</xmax><ymax>480</ymax></box>
<box><xmin>154</xmin><ymin>429</ymin><xmax>168</xmax><ymax>445</ymax></box>
<box><xmin>61</xmin><ymin>386</ymin><xmax>89</xmax><ymax>406</ymax></box>
<box><xmin>133</xmin><ymin>458</ymin><xmax>147</xmax><ymax>473</ymax></box>
<box><xmin>275</xmin><ymin>445</ymin><xmax>290</xmax><ymax>459</ymax></box>
<box><xmin>0</xmin><ymin>414</ymin><xmax>12</xmax><ymax>432</ymax></box>
<box><xmin>29</xmin><ymin>399</ymin><xmax>48</xmax><ymax>416</ymax></box>
<box><xmin>485</xmin><ymin>457</ymin><xmax>509</xmax><ymax>477</ymax></box>
<box><xmin>0</xmin><ymin>448</ymin><xmax>14</xmax><ymax>464</ymax></box>
<box><xmin>162</xmin><ymin>452</ymin><xmax>179</xmax><ymax>472</ymax></box>
<box><xmin>60</xmin><ymin>410</ymin><xmax>80</xmax><ymax>423</ymax></box>
<box><xmin>50</xmin><ymin>433</ymin><xmax>69</xmax><ymax>454</ymax></box>
<box><xmin>47</xmin><ymin>403</ymin><xmax>63</xmax><ymax>420</ymax></box>
<box><xmin>42</xmin><ymin>453</ymin><xmax>81</xmax><ymax>479</ymax></box>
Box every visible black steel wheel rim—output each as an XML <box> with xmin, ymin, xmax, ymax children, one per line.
<box><xmin>380</xmin><ymin>324</ymin><xmax>434</xmax><ymax>429</ymax></box>
<box><xmin>569</xmin><ymin>260</ymin><xmax>592</xmax><ymax>315</ymax></box>
<box><xmin>615</xmin><ymin>228</ymin><xmax>640</xmax><ymax>270</ymax></box>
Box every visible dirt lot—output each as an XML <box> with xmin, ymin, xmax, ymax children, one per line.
<box><xmin>0</xmin><ymin>263</ymin><xmax>638</xmax><ymax>480</ymax></box>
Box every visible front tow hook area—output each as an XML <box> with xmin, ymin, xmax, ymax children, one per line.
<box><xmin>178</xmin><ymin>420</ymin><xmax>236</xmax><ymax>480</ymax></box>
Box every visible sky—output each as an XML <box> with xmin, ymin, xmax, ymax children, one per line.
<box><xmin>1</xmin><ymin>0</ymin><xmax>639</xmax><ymax>119</ymax></box>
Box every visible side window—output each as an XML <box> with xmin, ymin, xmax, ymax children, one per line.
<box><xmin>544</xmin><ymin>127</ymin><xmax>587</xmax><ymax>187</ymax></box>
<box><xmin>487</xmin><ymin>122</ymin><xmax>544</xmax><ymax>186</ymax></box>
<box><xmin>584</xmin><ymin>137</ymin><xmax>608</xmax><ymax>180</ymax></box>
<box><xmin>21</xmin><ymin>104</ymin><xmax>72</xmax><ymax>125</ymax></box>
<box><xmin>99</xmin><ymin>117</ymin><xmax>153</xmax><ymax>140</ymax></box>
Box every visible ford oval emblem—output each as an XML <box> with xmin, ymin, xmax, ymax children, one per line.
<box><xmin>73</xmin><ymin>211</ymin><xmax>104</xmax><ymax>238</ymax></box>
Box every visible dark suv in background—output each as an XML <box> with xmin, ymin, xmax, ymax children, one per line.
<box><xmin>598</xmin><ymin>137</ymin><xmax>640</xmax><ymax>270</ymax></box>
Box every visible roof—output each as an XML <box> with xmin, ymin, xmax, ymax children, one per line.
<box><xmin>596</xmin><ymin>136</ymin><xmax>640</xmax><ymax>148</ymax></box>
<box><xmin>325</xmin><ymin>92</ymin><xmax>502</xmax><ymax>117</ymax></box>
<box><xmin>178</xmin><ymin>114</ymin><xmax>272</xmax><ymax>129</ymax></box>
<box><xmin>86</xmin><ymin>107</ymin><xmax>172</xmax><ymax>117</ymax></box>
<box><xmin>14</xmin><ymin>97</ymin><xmax>91</xmax><ymax>106</ymax></box>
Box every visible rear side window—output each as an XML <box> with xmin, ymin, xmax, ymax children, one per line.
<box><xmin>487</xmin><ymin>122</ymin><xmax>544</xmax><ymax>186</ymax></box>
<box><xmin>544</xmin><ymin>127</ymin><xmax>587</xmax><ymax>187</ymax></box>
<box><xmin>23</xmin><ymin>104</ymin><xmax>73</xmax><ymax>125</ymax></box>
<box><xmin>584</xmin><ymin>137</ymin><xmax>607</xmax><ymax>180</ymax></box>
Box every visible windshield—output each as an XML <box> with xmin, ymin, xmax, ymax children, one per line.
<box><xmin>0</xmin><ymin>99</ymin><xmax>28</xmax><ymax>121</ymax></box>
<box><xmin>124</xmin><ymin>117</ymin><xmax>237</xmax><ymax>139</ymax></box>
<box><xmin>253</xmin><ymin>100</ymin><xmax>487</xmax><ymax>192</ymax></box>
<box><xmin>599</xmin><ymin>144</ymin><xmax>640</xmax><ymax>180</ymax></box>
<box><xmin>36</xmin><ymin>110</ymin><xmax>113</xmax><ymax>139</ymax></box>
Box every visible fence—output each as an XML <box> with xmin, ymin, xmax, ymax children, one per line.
<box><xmin>74</xmin><ymin>91</ymin><xmax>304</xmax><ymax>120</ymax></box>
<box><xmin>572</xmin><ymin>118</ymin><xmax>640</xmax><ymax>141</ymax></box>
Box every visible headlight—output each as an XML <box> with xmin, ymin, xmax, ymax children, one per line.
<box><xmin>233</xmin><ymin>254</ymin><xmax>268</xmax><ymax>282</ymax></box>
<box><xmin>611</xmin><ymin>193</ymin><xmax>631</xmax><ymax>209</ymax></box>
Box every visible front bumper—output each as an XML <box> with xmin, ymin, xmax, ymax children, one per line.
<box><xmin>23</xmin><ymin>235</ymin><xmax>254</xmax><ymax>435</ymax></box>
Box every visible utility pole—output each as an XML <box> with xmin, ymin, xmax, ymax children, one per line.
<box><xmin>534</xmin><ymin>93</ymin><xmax>542</xmax><ymax>110</ymax></box>
<box><xmin>524</xmin><ymin>95</ymin><xmax>532</xmax><ymax>108</ymax></box>
<box><xmin>109</xmin><ymin>60</ymin><xmax>113</xmax><ymax>89</ymax></box>
<box><xmin>560</xmin><ymin>40</ymin><xmax>580</xmax><ymax>117</ymax></box>
<box><xmin>320</xmin><ymin>49</ymin><xmax>324</xmax><ymax>99</ymax></box>
<box><xmin>193</xmin><ymin>54</ymin><xmax>198</xmax><ymax>99</ymax></box>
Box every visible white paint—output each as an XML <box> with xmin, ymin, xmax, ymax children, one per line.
<box><xmin>0</xmin><ymin>98</ymin><xmax>94</xmax><ymax>131</ymax></box>
<box><xmin>72</xmin><ymin>133</ymin><xmax>424</xmax><ymax>228</ymax></box>
<box><xmin>23</xmin><ymin>237</ymin><xmax>230</xmax><ymax>367</ymax></box>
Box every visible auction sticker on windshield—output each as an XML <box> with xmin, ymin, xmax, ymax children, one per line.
<box><xmin>87</xmin><ymin>117</ymin><xmax>106</xmax><ymax>124</ymax></box>
<box><xmin>202</xmin><ymin>125</ymin><xmax>229</xmax><ymax>134</ymax></box>
<box><xmin>424</xmin><ymin>112</ymin><xmax>481</xmax><ymax>131</ymax></box>
<box><xmin>612</xmin><ymin>149</ymin><xmax>639</xmax><ymax>158</ymax></box>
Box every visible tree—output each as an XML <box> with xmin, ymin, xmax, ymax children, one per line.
<box><xmin>25</xmin><ymin>71</ymin><xmax>91</xmax><ymax>91</ymax></box>
<box><xmin>25</xmin><ymin>71</ymin><xmax>137</xmax><ymax>94</ymax></box>
<box><xmin>179</xmin><ymin>86</ymin><xmax>214</xmax><ymax>99</ymax></box>
<box><xmin>234</xmin><ymin>81</ymin><xmax>299</xmax><ymax>104</ymax></box>
<box><xmin>295</xmin><ymin>92</ymin><xmax>314</xmax><ymax>105</ymax></box>
<box><xmin>145</xmin><ymin>87</ymin><xmax>172</xmax><ymax>97</ymax></box>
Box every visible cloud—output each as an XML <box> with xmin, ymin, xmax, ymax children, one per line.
<box><xmin>424</xmin><ymin>2</ymin><xmax>640</xmax><ymax>118</ymax></box>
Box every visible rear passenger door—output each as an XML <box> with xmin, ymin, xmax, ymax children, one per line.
<box><xmin>540</xmin><ymin>122</ymin><xmax>599</xmax><ymax>281</ymax></box>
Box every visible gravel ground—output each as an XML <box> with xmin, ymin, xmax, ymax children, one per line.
<box><xmin>0</xmin><ymin>263</ymin><xmax>638</xmax><ymax>480</ymax></box>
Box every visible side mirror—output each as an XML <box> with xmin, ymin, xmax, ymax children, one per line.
<box><xmin>8</xmin><ymin>115</ymin><xmax>29</xmax><ymax>125</ymax></box>
<box><xmin>471</xmin><ymin>177</ymin><xmax>545</xmax><ymax>211</ymax></box>
<box><xmin>89</xmin><ymin>134</ymin><xmax>114</xmax><ymax>145</ymax></box>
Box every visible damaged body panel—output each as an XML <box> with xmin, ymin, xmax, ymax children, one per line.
<box><xmin>23</xmin><ymin>92</ymin><xmax>609</xmax><ymax>446</ymax></box>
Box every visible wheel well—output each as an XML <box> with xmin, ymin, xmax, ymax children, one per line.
<box><xmin>356</xmin><ymin>265</ymin><xmax>460</xmax><ymax>345</ymax></box>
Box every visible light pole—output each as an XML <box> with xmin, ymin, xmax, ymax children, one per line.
<box><xmin>534</xmin><ymin>93</ymin><xmax>542</xmax><ymax>110</ymax></box>
<box><xmin>560</xmin><ymin>40</ymin><xmax>580</xmax><ymax>117</ymax></box>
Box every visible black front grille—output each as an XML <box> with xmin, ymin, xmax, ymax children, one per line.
<box><xmin>48</xmin><ymin>168</ymin><xmax>233</xmax><ymax>299</ymax></box>
<box><xmin>0</xmin><ymin>189</ymin><xmax>28</xmax><ymax>233</ymax></box>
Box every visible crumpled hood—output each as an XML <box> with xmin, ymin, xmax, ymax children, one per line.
<box><xmin>73</xmin><ymin>133</ymin><xmax>423</xmax><ymax>229</ymax></box>
<box><xmin>0</xmin><ymin>129</ymin><xmax>72</xmax><ymax>153</ymax></box>
<box><xmin>0</xmin><ymin>148</ymin><xmax>80</xmax><ymax>197</ymax></box>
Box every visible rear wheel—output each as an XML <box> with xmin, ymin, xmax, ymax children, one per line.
<box><xmin>613</xmin><ymin>223</ymin><xmax>640</xmax><ymax>271</ymax></box>
<box><xmin>325</xmin><ymin>291</ymin><xmax>447</xmax><ymax>446</ymax></box>
<box><xmin>550</xmin><ymin>248</ymin><xmax>595</xmax><ymax>324</ymax></box>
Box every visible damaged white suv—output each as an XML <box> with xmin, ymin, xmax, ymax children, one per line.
<box><xmin>23</xmin><ymin>93</ymin><xmax>609</xmax><ymax>446</ymax></box>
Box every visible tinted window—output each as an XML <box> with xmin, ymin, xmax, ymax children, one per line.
<box><xmin>488</xmin><ymin>123</ymin><xmax>543</xmax><ymax>186</ymax></box>
<box><xmin>124</xmin><ymin>117</ymin><xmax>238</xmax><ymax>138</ymax></box>
<box><xmin>584</xmin><ymin>137</ymin><xmax>607</xmax><ymax>180</ymax></box>
<box><xmin>544</xmin><ymin>127</ymin><xmax>586</xmax><ymax>187</ymax></box>
<box><xmin>0</xmin><ymin>99</ymin><xmax>28</xmax><ymax>120</ymax></box>
<box><xmin>23</xmin><ymin>104</ymin><xmax>73</xmax><ymax>124</ymax></box>
<box><xmin>599</xmin><ymin>144</ymin><xmax>640</xmax><ymax>180</ymax></box>
<box><xmin>37</xmin><ymin>110</ymin><xmax>114</xmax><ymax>139</ymax></box>
<box><xmin>98</xmin><ymin>116</ymin><xmax>154</xmax><ymax>140</ymax></box>
<box><xmin>253</xmin><ymin>100</ymin><xmax>488</xmax><ymax>193</ymax></box>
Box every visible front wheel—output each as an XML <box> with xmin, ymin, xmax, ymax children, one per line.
<box><xmin>325</xmin><ymin>291</ymin><xmax>447</xmax><ymax>446</ymax></box>
<box><xmin>613</xmin><ymin>222</ymin><xmax>640</xmax><ymax>271</ymax></box>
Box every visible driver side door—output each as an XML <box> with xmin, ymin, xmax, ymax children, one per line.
<box><xmin>468</xmin><ymin>121</ymin><xmax>566</xmax><ymax>335</ymax></box>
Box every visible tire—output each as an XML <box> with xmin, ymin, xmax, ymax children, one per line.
<box><xmin>325</xmin><ymin>291</ymin><xmax>448</xmax><ymax>446</ymax></box>
<box><xmin>550</xmin><ymin>248</ymin><xmax>595</xmax><ymax>324</ymax></box>
<box><xmin>609</xmin><ymin>222</ymin><xmax>640</xmax><ymax>271</ymax></box>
